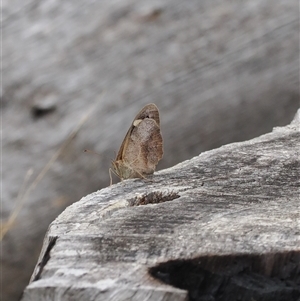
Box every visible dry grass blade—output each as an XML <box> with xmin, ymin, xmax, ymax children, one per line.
<box><xmin>0</xmin><ymin>101</ymin><xmax>100</xmax><ymax>241</ymax></box>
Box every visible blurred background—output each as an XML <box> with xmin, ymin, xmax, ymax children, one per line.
<box><xmin>1</xmin><ymin>0</ymin><xmax>299</xmax><ymax>300</ymax></box>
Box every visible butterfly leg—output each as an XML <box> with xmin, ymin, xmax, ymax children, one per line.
<box><xmin>109</xmin><ymin>168</ymin><xmax>120</xmax><ymax>186</ymax></box>
<box><xmin>109</xmin><ymin>168</ymin><xmax>113</xmax><ymax>186</ymax></box>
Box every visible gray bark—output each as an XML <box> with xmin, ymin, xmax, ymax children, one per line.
<box><xmin>21</xmin><ymin>110</ymin><xmax>300</xmax><ymax>301</ymax></box>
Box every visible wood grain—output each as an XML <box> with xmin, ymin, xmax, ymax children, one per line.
<box><xmin>21</xmin><ymin>110</ymin><xmax>300</xmax><ymax>301</ymax></box>
<box><xmin>3</xmin><ymin>0</ymin><xmax>299</xmax><ymax>300</ymax></box>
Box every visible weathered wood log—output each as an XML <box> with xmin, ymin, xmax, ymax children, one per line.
<box><xmin>3</xmin><ymin>0</ymin><xmax>299</xmax><ymax>300</ymax></box>
<box><xmin>22</xmin><ymin>110</ymin><xmax>300</xmax><ymax>301</ymax></box>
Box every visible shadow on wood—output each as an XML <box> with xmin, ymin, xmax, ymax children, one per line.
<box><xmin>149</xmin><ymin>252</ymin><xmax>300</xmax><ymax>301</ymax></box>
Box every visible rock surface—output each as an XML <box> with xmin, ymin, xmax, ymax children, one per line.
<box><xmin>21</xmin><ymin>110</ymin><xmax>300</xmax><ymax>301</ymax></box>
<box><xmin>2</xmin><ymin>0</ymin><xmax>299</xmax><ymax>300</ymax></box>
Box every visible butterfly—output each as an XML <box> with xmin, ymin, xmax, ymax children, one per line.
<box><xmin>110</xmin><ymin>104</ymin><xmax>163</xmax><ymax>184</ymax></box>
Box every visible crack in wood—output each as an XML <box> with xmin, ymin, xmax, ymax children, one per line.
<box><xmin>98</xmin><ymin>190</ymin><xmax>180</xmax><ymax>219</ymax></box>
<box><xmin>32</xmin><ymin>236</ymin><xmax>58</xmax><ymax>282</ymax></box>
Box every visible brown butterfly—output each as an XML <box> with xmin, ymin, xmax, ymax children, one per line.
<box><xmin>110</xmin><ymin>103</ymin><xmax>163</xmax><ymax>184</ymax></box>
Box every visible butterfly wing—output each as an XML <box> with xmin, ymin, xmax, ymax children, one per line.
<box><xmin>123</xmin><ymin>117</ymin><xmax>163</xmax><ymax>176</ymax></box>
<box><xmin>114</xmin><ymin>103</ymin><xmax>163</xmax><ymax>178</ymax></box>
<box><xmin>116</xmin><ymin>103</ymin><xmax>161</xmax><ymax>161</ymax></box>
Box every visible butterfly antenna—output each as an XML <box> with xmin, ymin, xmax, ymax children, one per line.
<box><xmin>83</xmin><ymin>149</ymin><xmax>102</xmax><ymax>157</ymax></box>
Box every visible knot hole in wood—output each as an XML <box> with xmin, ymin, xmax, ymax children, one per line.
<box><xmin>128</xmin><ymin>191</ymin><xmax>180</xmax><ymax>206</ymax></box>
